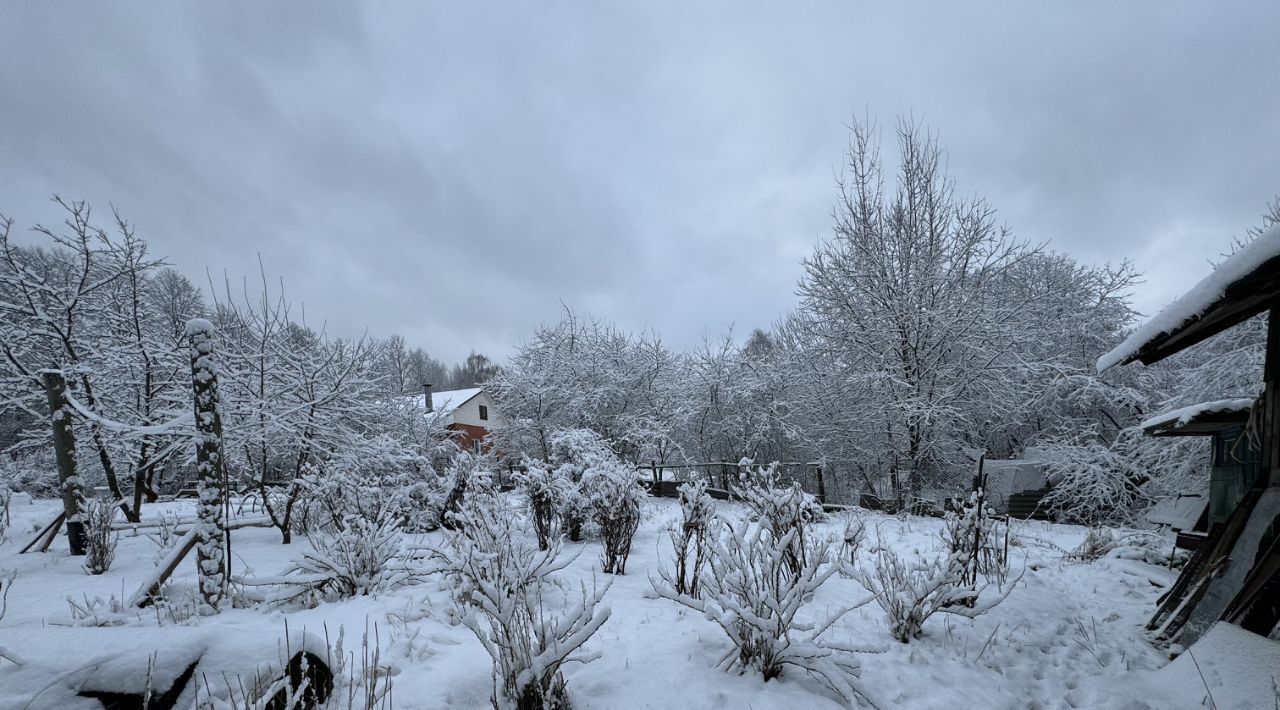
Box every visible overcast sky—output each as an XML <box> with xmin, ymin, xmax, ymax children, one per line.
<box><xmin>2</xmin><ymin>2</ymin><xmax>1277</xmax><ymax>363</ymax></box>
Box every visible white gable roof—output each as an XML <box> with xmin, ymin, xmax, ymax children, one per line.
<box><xmin>408</xmin><ymin>388</ymin><xmax>482</xmax><ymax>417</ymax></box>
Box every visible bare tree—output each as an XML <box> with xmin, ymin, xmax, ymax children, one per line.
<box><xmin>797</xmin><ymin>118</ymin><xmax>1035</xmax><ymax>500</ymax></box>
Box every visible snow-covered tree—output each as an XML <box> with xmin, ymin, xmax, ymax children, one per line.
<box><xmin>210</xmin><ymin>274</ymin><xmax>385</xmax><ymax>543</ymax></box>
<box><xmin>796</xmin><ymin>118</ymin><xmax>1036</xmax><ymax>501</ymax></box>
<box><xmin>488</xmin><ymin>309</ymin><xmax>689</xmax><ymax>465</ymax></box>
<box><xmin>0</xmin><ymin>200</ymin><xmax>176</xmax><ymax>522</ymax></box>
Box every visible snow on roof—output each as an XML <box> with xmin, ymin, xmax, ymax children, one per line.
<box><xmin>1145</xmin><ymin>492</ymin><xmax>1207</xmax><ymax>530</ymax></box>
<box><xmin>1139</xmin><ymin>397</ymin><xmax>1256</xmax><ymax>431</ymax></box>
<box><xmin>1097</xmin><ymin>224</ymin><xmax>1280</xmax><ymax>372</ymax></box>
<box><xmin>406</xmin><ymin>387</ymin><xmax>482</xmax><ymax>417</ymax></box>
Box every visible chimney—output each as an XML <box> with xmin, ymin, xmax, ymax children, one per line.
<box><xmin>422</xmin><ymin>383</ymin><xmax>434</xmax><ymax>413</ymax></box>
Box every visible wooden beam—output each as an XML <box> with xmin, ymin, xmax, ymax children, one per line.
<box><xmin>19</xmin><ymin>512</ymin><xmax>65</xmax><ymax>554</ymax></box>
<box><xmin>1265</xmin><ymin>305</ymin><xmax>1279</xmax><ymax>488</ymax></box>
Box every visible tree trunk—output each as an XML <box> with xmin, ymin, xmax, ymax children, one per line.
<box><xmin>43</xmin><ymin>371</ymin><xmax>86</xmax><ymax>555</ymax></box>
<box><xmin>188</xmin><ymin>320</ymin><xmax>227</xmax><ymax>611</ymax></box>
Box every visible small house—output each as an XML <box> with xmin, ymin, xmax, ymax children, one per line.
<box><xmin>412</xmin><ymin>385</ymin><xmax>501</xmax><ymax>455</ymax></box>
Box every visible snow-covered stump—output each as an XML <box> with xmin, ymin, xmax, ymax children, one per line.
<box><xmin>41</xmin><ymin>370</ymin><xmax>86</xmax><ymax>555</ymax></box>
<box><xmin>186</xmin><ymin>318</ymin><xmax>227</xmax><ymax>612</ymax></box>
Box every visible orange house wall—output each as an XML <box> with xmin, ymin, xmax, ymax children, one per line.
<box><xmin>448</xmin><ymin>423</ymin><xmax>492</xmax><ymax>452</ymax></box>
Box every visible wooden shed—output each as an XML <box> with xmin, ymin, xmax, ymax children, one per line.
<box><xmin>1098</xmin><ymin>224</ymin><xmax>1280</xmax><ymax>647</ymax></box>
<box><xmin>1142</xmin><ymin>397</ymin><xmax>1262</xmax><ymax>537</ymax></box>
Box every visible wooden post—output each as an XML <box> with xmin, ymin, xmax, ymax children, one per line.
<box><xmin>187</xmin><ymin>319</ymin><xmax>227</xmax><ymax>611</ymax></box>
<box><xmin>1264</xmin><ymin>306</ymin><xmax>1278</xmax><ymax>488</ymax></box>
<box><xmin>815</xmin><ymin>464</ymin><xmax>827</xmax><ymax>505</ymax></box>
<box><xmin>42</xmin><ymin>371</ymin><xmax>86</xmax><ymax>555</ymax></box>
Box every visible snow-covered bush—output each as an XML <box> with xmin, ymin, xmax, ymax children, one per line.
<box><xmin>0</xmin><ymin>450</ymin><xmax>60</xmax><ymax>498</ymax></box>
<box><xmin>840</xmin><ymin>513</ymin><xmax>865</xmax><ymax>566</ymax></box>
<box><xmin>851</xmin><ymin>543</ymin><xmax>1012</xmax><ymax>643</ymax></box>
<box><xmin>82</xmin><ymin>497</ymin><xmax>119</xmax><ymax>575</ymax></box>
<box><xmin>669</xmin><ymin>479</ymin><xmax>716</xmax><ymax>597</ymax></box>
<box><xmin>294</xmin><ymin>511</ymin><xmax>415</xmax><ymax>598</ymax></box>
<box><xmin>941</xmin><ymin>486</ymin><xmax>1009</xmax><ymax>594</ymax></box>
<box><xmin>436</xmin><ymin>450</ymin><xmax>495</xmax><ymax>532</ymax></box>
<box><xmin>65</xmin><ymin>593</ymin><xmax>128</xmax><ymax>627</ymax></box>
<box><xmin>297</xmin><ymin>436</ymin><xmax>436</xmax><ymax>534</ymax></box>
<box><xmin>146</xmin><ymin>509</ymin><xmax>182</xmax><ymax>565</ymax></box>
<box><xmin>513</xmin><ymin>459</ymin><xmax>571</xmax><ymax>550</ymax></box>
<box><xmin>583</xmin><ymin>461</ymin><xmax>646</xmax><ymax>574</ymax></box>
<box><xmin>546</xmin><ymin>428</ymin><xmax>615</xmax><ymax>540</ymax></box>
<box><xmin>547</xmin><ymin>427</ymin><xmax>617</xmax><ymax>469</ymax></box>
<box><xmin>651</xmin><ymin>520</ymin><xmax>882</xmax><ymax>706</ymax></box>
<box><xmin>1039</xmin><ymin>429</ymin><xmax>1192</xmax><ymax>526</ymax></box>
<box><xmin>1107</xmin><ymin>531</ymin><xmax>1188</xmax><ymax>568</ymax></box>
<box><xmin>1067</xmin><ymin>528</ymin><xmax>1116</xmax><ymax>562</ymax></box>
<box><xmin>432</xmin><ymin>493</ymin><xmax>612</xmax><ymax>710</ymax></box>
<box><xmin>735</xmin><ymin>462</ymin><xmax>823</xmax><ymax>577</ymax></box>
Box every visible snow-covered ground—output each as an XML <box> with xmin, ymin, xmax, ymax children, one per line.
<box><xmin>0</xmin><ymin>496</ymin><xmax>1257</xmax><ymax>709</ymax></box>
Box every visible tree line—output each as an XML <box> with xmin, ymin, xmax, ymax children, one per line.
<box><xmin>0</xmin><ymin>118</ymin><xmax>1270</xmax><ymax>526</ymax></box>
<box><xmin>487</xmin><ymin>119</ymin><xmax>1272</xmax><ymax>523</ymax></box>
<box><xmin>0</xmin><ymin>198</ymin><xmax>496</xmax><ymax>527</ymax></box>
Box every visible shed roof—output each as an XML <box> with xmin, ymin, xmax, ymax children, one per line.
<box><xmin>1097</xmin><ymin>224</ymin><xmax>1280</xmax><ymax>371</ymax></box>
<box><xmin>1142</xmin><ymin>397</ymin><xmax>1257</xmax><ymax>437</ymax></box>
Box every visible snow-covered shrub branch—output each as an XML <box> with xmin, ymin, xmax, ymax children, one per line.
<box><xmin>850</xmin><ymin>540</ymin><xmax>1015</xmax><ymax>644</ymax></box>
<box><xmin>840</xmin><ymin>513</ymin><xmax>865</xmax><ymax>567</ymax></box>
<box><xmin>513</xmin><ymin>459</ymin><xmax>570</xmax><ymax>551</ymax></box>
<box><xmin>651</xmin><ymin>519</ymin><xmax>882</xmax><ymax>707</ymax></box>
<box><xmin>293</xmin><ymin>511</ymin><xmax>416</xmax><ymax>599</ymax></box>
<box><xmin>0</xmin><ymin>570</ymin><xmax>20</xmax><ymax>666</ymax></box>
<box><xmin>583</xmin><ymin>460</ymin><xmax>646</xmax><ymax>574</ymax></box>
<box><xmin>941</xmin><ymin>484</ymin><xmax>1009</xmax><ymax>594</ymax></box>
<box><xmin>432</xmin><ymin>493</ymin><xmax>611</xmax><ymax>709</ymax></box>
<box><xmin>736</xmin><ymin>462</ymin><xmax>823</xmax><ymax>577</ymax></box>
<box><xmin>668</xmin><ymin>479</ymin><xmax>716</xmax><ymax>597</ymax></box>
<box><xmin>81</xmin><ymin>496</ymin><xmax>119</xmax><ymax>575</ymax></box>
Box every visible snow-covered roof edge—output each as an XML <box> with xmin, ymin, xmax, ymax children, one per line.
<box><xmin>1097</xmin><ymin>224</ymin><xmax>1280</xmax><ymax>372</ymax></box>
<box><xmin>402</xmin><ymin>387</ymin><xmax>484</xmax><ymax>416</ymax></box>
<box><xmin>1139</xmin><ymin>397</ymin><xmax>1256</xmax><ymax>431</ymax></box>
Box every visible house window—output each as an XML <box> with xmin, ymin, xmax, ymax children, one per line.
<box><xmin>479</xmin><ymin>405</ymin><xmax>489</xmax><ymax>421</ymax></box>
<box><xmin>472</xmin><ymin>439</ymin><xmax>482</xmax><ymax>454</ymax></box>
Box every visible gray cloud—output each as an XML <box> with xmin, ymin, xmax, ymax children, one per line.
<box><xmin>2</xmin><ymin>1</ymin><xmax>1277</xmax><ymax>362</ymax></box>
